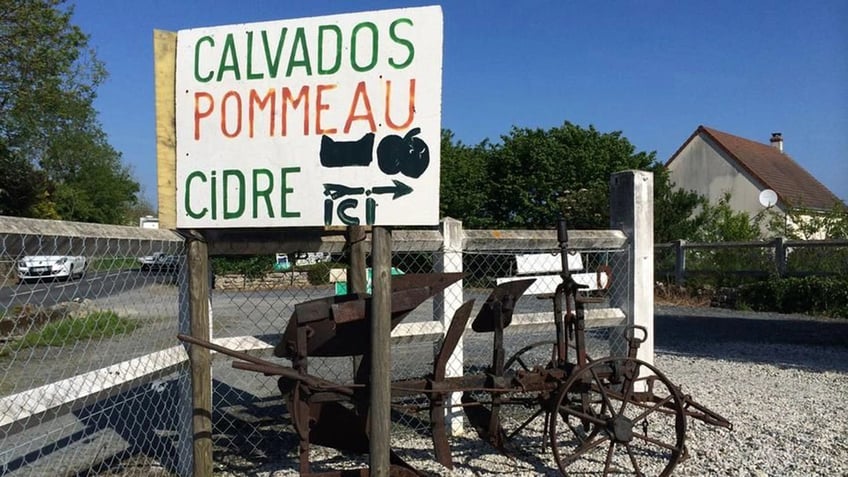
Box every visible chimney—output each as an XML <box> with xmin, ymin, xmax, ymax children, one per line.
<box><xmin>770</xmin><ymin>132</ymin><xmax>783</xmax><ymax>152</ymax></box>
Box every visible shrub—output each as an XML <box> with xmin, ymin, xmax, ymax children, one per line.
<box><xmin>211</xmin><ymin>255</ymin><xmax>275</xmax><ymax>279</ymax></box>
<box><xmin>738</xmin><ymin>276</ymin><xmax>848</xmax><ymax>319</ymax></box>
<box><xmin>302</xmin><ymin>262</ymin><xmax>345</xmax><ymax>285</ymax></box>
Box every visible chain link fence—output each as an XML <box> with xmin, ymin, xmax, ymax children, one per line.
<box><xmin>1</xmin><ymin>218</ymin><xmax>634</xmax><ymax>476</ymax></box>
<box><xmin>0</xmin><ymin>218</ymin><xmax>189</xmax><ymax>476</ymax></box>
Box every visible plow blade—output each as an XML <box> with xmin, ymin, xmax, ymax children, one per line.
<box><xmin>471</xmin><ymin>278</ymin><xmax>535</xmax><ymax>332</ymax></box>
<box><xmin>277</xmin><ymin>273</ymin><xmax>463</xmax><ymax>358</ymax></box>
<box><xmin>460</xmin><ymin>392</ymin><xmax>511</xmax><ymax>457</ymax></box>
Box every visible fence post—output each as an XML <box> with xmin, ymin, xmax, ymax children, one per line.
<box><xmin>610</xmin><ymin>171</ymin><xmax>654</xmax><ymax>366</ymax></box>
<box><xmin>185</xmin><ymin>236</ymin><xmax>213</xmax><ymax>477</ymax></box>
<box><xmin>369</xmin><ymin>227</ymin><xmax>392</xmax><ymax>477</ymax></box>
<box><xmin>774</xmin><ymin>236</ymin><xmax>787</xmax><ymax>277</ymax></box>
<box><xmin>347</xmin><ymin>225</ymin><xmax>368</xmax><ymax>293</ymax></box>
<box><xmin>434</xmin><ymin>217</ymin><xmax>465</xmax><ymax>435</ymax></box>
<box><xmin>674</xmin><ymin>239</ymin><xmax>686</xmax><ymax>286</ymax></box>
<box><xmin>347</xmin><ymin>226</ymin><xmax>368</xmax><ymax>377</ymax></box>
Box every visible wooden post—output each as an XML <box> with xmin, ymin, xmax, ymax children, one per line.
<box><xmin>774</xmin><ymin>236</ymin><xmax>787</xmax><ymax>277</ymax></box>
<box><xmin>675</xmin><ymin>239</ymin><xmax>686</xmax><ymax>286</ymax></box>
<box><xmin>153</xmin><ymin>30</ymin><xmax>177</xmax><ymax>229</ymax></box>
<box><xmin>347</xmin><ymin>225</ymin><xmax>368</xmax><ymax>378</ymax></box>
<box><xmin>186</xmin><ymin>236</ymin><xmax>213</xmax><ymax>477</ymax></box>
<box><xmin>347</xmin><ymin>225</ymin><xmax>368</xmax><ymax>293</ymax></box>
<box><xmin>369</xmin><ymin>227</ymin><xmax>391</xmax><ymax>476</ymax></box>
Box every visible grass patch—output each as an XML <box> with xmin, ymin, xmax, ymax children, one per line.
<box><xmin>1</xmin><ymin>311</ymin><xmax>139</xmax><ymax>355</ymax></box>
<box><xmin>88</xmin><ymin>257</ymin><xmax>139</xmax><ymax>272</ymax></box>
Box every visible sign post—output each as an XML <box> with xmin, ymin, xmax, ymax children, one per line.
<box><xmin>370</xmin><ymin>226</ymin><xmax>392</xmax><ymax>475</ymax></box>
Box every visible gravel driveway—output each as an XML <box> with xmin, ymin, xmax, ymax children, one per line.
<box><xmin>241</xmin><ymin>305</ymin><xmax>848</xmax><ymax>477</ymax></box>
<box><xmin>5</xmin><ymin>297</ymin><xmax>846</xmax><ymax>477</ymax></box>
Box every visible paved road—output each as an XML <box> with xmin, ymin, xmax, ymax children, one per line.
<box><xmin>655</xmin><ymin>305</ymin><xmax>848</xmax><ymax>348</ymax></box>
<box><xmin>654</xmin><ymin>304</ymin><xmax>848</xmax><ymax>373</ymax></box>
<box><xmin>0</xmin><ymin>269</ymin><xmax>176</xmax><ymax>313</ymax></box>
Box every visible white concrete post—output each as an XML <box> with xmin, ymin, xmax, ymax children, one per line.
<box><xmin>610</xmin><ymin>170</ymin><xmax>654</xmax><ymax>366</ymax></box>
<box><xmin>434</xmin><ymin>217</ymin><xmax>465</xmax><ymax>435</ymax></box>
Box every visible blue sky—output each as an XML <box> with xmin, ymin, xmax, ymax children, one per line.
<box><xmin>71</xmin><ymin>0</ymin><xmax>848</xmax><ymax>206</ymax></box>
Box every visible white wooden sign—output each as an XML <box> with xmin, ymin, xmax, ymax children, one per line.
<box><xmin>174</xmin><ymin>6</ymin><xmax>443</xmax><ymax>228</ymax></box>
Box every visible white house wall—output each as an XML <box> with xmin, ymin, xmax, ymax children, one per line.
<box><xmin>668</xmin><ymin>134</ymin><xmax>774</xmax><ymax>219</ymax></box>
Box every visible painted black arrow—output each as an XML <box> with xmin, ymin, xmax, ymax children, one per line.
<box><xmin>371</xmin><ymin>180</ymin><xmax>413</xmax><ymax>199</ymax></box>
<box><xmin>323</xmin><ymin>183</ymin><xmax>365</xmax><ymax>200</ymax></box>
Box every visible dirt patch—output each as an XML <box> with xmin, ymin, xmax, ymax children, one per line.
<box><xmin>654</xmin><ymin>282</ymin><xmax>712</xmax><ymax>308</ymax></box>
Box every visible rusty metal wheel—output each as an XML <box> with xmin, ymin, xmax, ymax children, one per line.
<box><xmin>550</xmin><ymin>357</ymin><xmax>686</xmax><ymax>476</ymax></box>
<box><xmin>505</xmin><ymin>340</ymin><xmax>558</xmax><ymax>373</ymax></box>
<box><xmin>499</xmin><ymin>340</ymin><xmax>558</xmax><ymax>447</ymax></box>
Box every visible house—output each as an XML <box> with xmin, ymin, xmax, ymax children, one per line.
<box><xmin>666</xmin><ymin>125</ymin><xmax>843</xmax><ymax>236</ymax></box>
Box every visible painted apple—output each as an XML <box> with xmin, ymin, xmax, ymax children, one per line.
<box><xmin>377</xmin><ymin>127</ymin><xmax>429</xmax><ymax>178</ymax></box>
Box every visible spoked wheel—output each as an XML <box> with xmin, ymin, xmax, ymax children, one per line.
<box><xmin>505</xmin><ymin>340</ymin><xmax>557</xmax><ymax>373</ymax></box>
<box><xmin>550</xmin><ymin>357</ymin><xmax>686</xmax><ymax>476</ymax></box>
<box><xmin>502</xmin><ymin>340</ymin><xmax>598</xmax><ymax>448</ymax></box>
<box><xmin>498</xmin><ymin>341</ymin><xmax>557</xmax><ymax>445</ymax></box>
<box><xmin>506</xmin><ymin>338</ymin><xmax>596</xmax><ymax>374</ymax></box>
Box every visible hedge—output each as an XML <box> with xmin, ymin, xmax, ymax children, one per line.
<box><xmin>737</xmin><ymin>276</ymin><xmax>848</xmax><ymax>319</ymax></box>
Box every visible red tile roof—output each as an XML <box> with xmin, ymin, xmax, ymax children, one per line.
<box><xmin>667</xmin><ymin>125</ymin><xmax>842</xmax><ymax>210</ymax></box>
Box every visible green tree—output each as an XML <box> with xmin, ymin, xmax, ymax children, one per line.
<box><xmin>691</xmin><ymin>194</ymin><xmax>762</xmax><ymax>242</ymax></box>
<box><xmin>440</xmin><ymin>121</ymin><xmax>700</xmax><ymax>232</ymax></box>
<box><xmin>484</xmin><ymin>122</ymin><xmax>657</xmax><ymax>228</ymax></box>
<box><xmin>43</xmin><ymin>125</ymin><xmax>139</xmax><ymax>223</ymax></box>
<box><xmin>0</xmin><ymin>142</ymin><xmax>54</xmax><ymax>216</ymax></box>
<box><xmin>652</xmin><ymin>167</ymin><xmax>709</xmax><ymax>243</ymax></box>
<box><xmin>765</xmin><ymin>204</ymin><xmax>848</xmax><ymax>240</ymax></box>
<box><xmin>439</xmin><ymin>130</ymin><xmax>493</xmax><ymax>228</ymax></box>
<box><xmin>0</xmin><ymin>0</ymin><xmax>140</xmax><ymax>223</ymax></box>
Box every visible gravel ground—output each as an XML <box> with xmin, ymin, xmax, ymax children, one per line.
<box><xmin>5</xmin><ymin>300</ymin><xmax>845</xmax><ymax>476</ymax></box>
<box><xmin>237</xmin><ymin>306</ymin><xmax>848</xmax><ymax>477</ymax></box>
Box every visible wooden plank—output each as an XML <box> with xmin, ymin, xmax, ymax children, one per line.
<box><xmin>202</xmin><ymin>228</ymin><xmax>441</xmax><ymax>256</ymax></box>
<box><xmin>515</xmin><ymin>252</ymin><xmax>583</xmax><ymax>274</ymax></box>
<box><xmin>464</xmin><ymin>229</ymin><xmax>627</xmax><ymax>251</ymax></box>
<box><xmin>497</xmin><ymin>271</ymin><xmax>610</xmax><ymax>295</ymax></box>
<box><xmin>390</xmin><ymin>321</ymin><xmax>444</xmax><ymax>344</ymax></box>
<box><xmin>509</xmin><ymin>308</ymin><xmax>626</xmax><ymax>329</ymax></box>
<box><xmin>0</xmin><ymin>346</ymin><xmax>188</xmax><ymax>435</ymax></box>
<box><xmin>154</xmin><ymin>30</ymin><xmax>177</xmax><ymax>230</ymax></box>
<box><xmin>212</xmin><ymin>335</ymin><xmax>274</xmax><ymax>353</ymax></box>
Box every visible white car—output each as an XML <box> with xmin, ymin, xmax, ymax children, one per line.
<box><xmin>17</xmin><ymin>255</ymin><xmax>87</xmax><ymax>281</ymax></box>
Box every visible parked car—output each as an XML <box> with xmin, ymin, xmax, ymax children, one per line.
<box><xmin>139</xmin><ymin>252</ymin><xmax>181</xmax><ymax>272</ymax></box>
<box><xmin>17</xmin><ymin>255</ymin><xmax>87</xmax><ymax>281</ymax></box>
<box><xmin>139</xmin><ymin>252</ymin><xmax>164</xmax><ymax>271</ymax></box>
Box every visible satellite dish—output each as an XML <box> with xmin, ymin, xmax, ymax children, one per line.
<box><xmin>758</xmin><ymin>189</ymin><xmax>778</xmax><ymax>208</ymax></box>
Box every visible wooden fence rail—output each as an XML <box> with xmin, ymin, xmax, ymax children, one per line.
<box><xmin>656</xmin><ymin>238</ymin><xmax>848</xmax><ymax>285</ymax></box>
